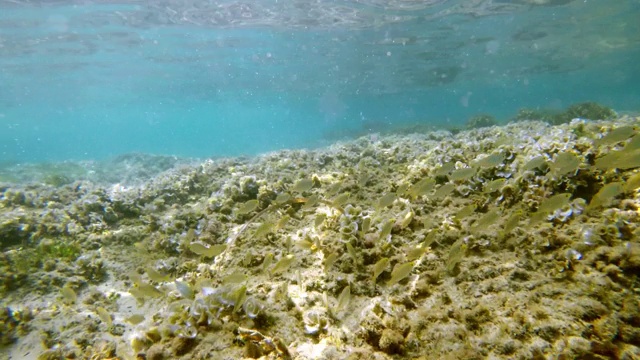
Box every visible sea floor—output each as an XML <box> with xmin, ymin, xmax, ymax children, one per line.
<box><xmin>1</xmin><ymin>118</ymin><xmax>640</xmax><ymax>360</ymax></box>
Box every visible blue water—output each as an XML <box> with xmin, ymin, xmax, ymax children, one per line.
<box><xmin>1</xmin><ymin>0</ymin><xmax>639</xmax><ymax>163</ymax></box>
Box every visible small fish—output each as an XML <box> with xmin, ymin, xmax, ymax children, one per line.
<box><xmin>189</xmin><ymin>242</ymin><xmax>226</xmax><ymax>258</ymax></box>
<box><xmin>302</xmin><ymin>194</ymin><xmax>320</xmax><ymax>209</ymax></box>
<box><xmin>324</xmin><ymin>253</ymin><xmax>339</xmax><ymax>272</ymax></box>
<box><xmin>406</xmin><ymin>242</ymin><xmax>430</xmax><ymax>261</ymax></box>
<box><xmin>447</xmin><ymin>239</ymin><xmax>467</xmax><ymax>274</ymax></box>
<box><xmin>237</xmin><ymin>199</ymin><xmax>259</xmax><ymax>214</ymax></box>
<box><xmin>474</xmin><ymin>153</ymin><xmax>504</xmax><ymax>168</ymax></box>
<box><xmin>184</xmin><ymin>228</ymin><xmax>197</xmax><ymax>242</ymax></box>
<box><xmin>471</xmin><ymin>209</ymin><xmax>501</xmax><ymax>233</ymax></box>
<box><xmin>262</xmin><ymin>253</ymin><xmax>274</xmax><ymax>273</ymax></box>
<box><xmin>223</xmin><ymin>271</ymin><xmax>248</xmax><ymax>285</ymax></box>
<box><xmin>396</xmin><ymin>209</ymin><xmax>414</xmax><ymax>229</ymax></box>
<box><xmin>433</xmin><ymin>183</ymin><xmax>455</xmax><ymax>199</ymax></box>
<box><xmin>588</xmin><ymin>182</ymin><xmax>624</xmax><ymax>211</ymax></box>
<box><xmin>60</xmin><ymin>285</ymin><xmax>77</xmax><ymax>304</ymax></box>
<box><xmin>594</xmin><ymin>125</ymin><xmax>635</xmax><ymax>146</ymax></box>
<box><xmin>449</xmin><ymin>167</ymin><xmax>476</xmax><ymax>181</ymax></box>
<box><xmin>423</xmin><ymin>230</ymin><xmax>438</xmax><ymax>247</ymax></box>
<box><xmin>276</xmin><ymin>215</ymin><xmax>291</xmax><ymax>230</ymax></box>
<box><xmin>346</xmin><ymin>243</ymin><xmax>357</xmax><ymax>261</ymax></box>
<box><xmin>358</xmin><ymin>173</ymin><xmax>371</xmax><ymax>187</ymax></box>
<box><xmin>360</xmin><ymin>217</ymin><xmax>372</xmax><ymax>236</ymax></box>
<box><xmin>501</xmin><ymin>210</ymin><xmax>522</xmax><ymax>236</ymax></box>
<box><xmin>252</xmin><ymin>222</ymin><xmax>274</xmax><ymax>239</ymax></box>
<box><xmin>396</xmin><ymin>183</ymin><xmax>410</xmax><ymax>197</ymax></box>
<box><xmin>292</xmin><ymin>178</ymin><xmax>314</xmax><ymax>193</ymax></box>
<box><xmin>335</xmin><ymin>285</ymin><xmax>351</xmax><ymax>313</ymax></box>
<box><xmin>624</xmin><ymin>133</ymin><xmax>640</xmax><ymax>151</ymax></box>
<box><xmin>530</xmin><ymin>193</ymin><xmax>572</xmax><ymax>224</ymax></box>
<box><xmin>271</xmin><ymin>254</ymin><xmax>295</xmax><ymax>275</ymax></box>
<box><xmin>434</xmin><ymin>162</ymin><xmax>455</xmax><ymax>176</ymax></box>
<box><xmin>175</xmin><ymin>281</ymin><xmax>195</xmax><ymax>300</ymax></box>
<box><xmin>315</xmin><ymin>214</ymin><xmax>327</xmax><ymax>229</ymax></box>
<box><xmin>145</xmin><ymin>266</ymin><xmax>170</xmax><ymax>283</ymax></box>
<box><xmin>242</xmin><ymin>252</ymin><xmax>253</xmax><ymax>266</ymax></box>
<box><xmin>408</xmin><ymin>178</ymin><xmax>436</xmax><ymax>198</ymax></box>
<box><xmin>332</xmin><ymin>193</ymin><xmax>350</xmax><ymax>207</ymax></box>
<box><xmin>377</xmin><ymin>192</ymin><xmax>396</xmax><ymax>209</ymax></box>
<box><xmin>596</xmin><ymin>148</ymin><xmax>640</xmax><ymax>170</ymax></box>
<box><xmin>125</xmin><ymin>314</ymin><xmax>145</xmax><ymax>325</ymax></box>
<box><xmin>387</xmin><ymin>261</ymin><xmax>415</xmax><ymax>286</ymax></box>
<box><xmin>537</xmin><ymin>193</ymin><xmax>572</xmax><ymax>214</ymax></box>
<box><xmin>484</xmin><ymin>179</ymin><xmax>506</xmax><ymax>193</ymax></box>
<box><xmin>296</xmin><ymin>238</ymin><xmax>315</xmax><ymax>250</ymax></box>
<box><xmin>233</xmin><ymin>285</ymin><xmax>247</xmax><ymax>313</ymax></box>
<box><xmin>96</xmin><ymin>307</ymin><xmax>113</xmax><ymax>327</ymax></box>
<box><xmin>372</xmin><ymin>257</ymin><xmax>390</xmax><ymax>282</ymax></box>
<box><xmin>326</xmin><ymin>182</ymin><xmax>343</xmax><ymax>197</ymax></box>
<box><xmin>275</xmin><ymin>193</ymin><xmax>291</xmax><ymax>204</ymax></box>
<box><xmin>549</xmin><ymin>152</ymin><xmax>580</xmax><ymax>177</ymax></box>
<box><xmin>625</xmin><ymin>172</ymin><xmax>640</xmax><ymax>192</ymax></box>
<box><xmin>522</xmin><ymin>156</ymin><xmax>546</xmax><ymax>172</ymax></box>
<box><xmin>130</xmin><ymin>282</ymin><xmax>163</xmax><ymax>299</ymax></box>
<box><xmin>378</xmin><ymin>219</ymin><xmax>394</xmax><ymax>241</ymax></box>
<box><xmin>128</xmin><ymin>271</ymin><xmax>143</xmax><ymax>285</ymax></box>
<box><xmin>455</xmin><ymin>204</ymin><xmax>476</xmax><ymax>220</ymax></box>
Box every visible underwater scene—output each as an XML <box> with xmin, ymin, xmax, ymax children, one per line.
<box><xmin>1</xmin><ymin>0</ymin><xmax>640</xmax><ymax>359</ymax></box>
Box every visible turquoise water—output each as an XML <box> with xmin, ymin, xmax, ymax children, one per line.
<box><xmin>1</xmin><ymin>0</ymin><xmax>638</xmax><ymax>163</ymax></box>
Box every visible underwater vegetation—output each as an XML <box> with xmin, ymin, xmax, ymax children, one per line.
<box><xmin>324</xmin><ymin>101</ymin><xmax>616</xmax><ymax>140</ymax></box>
<box><xmin>511</xmin><ymin>101</ymin><xmax>617</xmax><ymax>125</ymax></box>
<box><xmin>464</xmin><ymin>114</ymin><xmax>498</xmax><ymax>130</ymax></box>
<box><xmin>2</xmin><ymin>115</ymin><xmax>640</xmax><ymax>359</ymax></box>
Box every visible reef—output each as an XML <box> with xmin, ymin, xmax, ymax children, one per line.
<box><xmin>1</xmin><ymin>114</ymin><xmax>640</xmax><ymax>359</ymax></box>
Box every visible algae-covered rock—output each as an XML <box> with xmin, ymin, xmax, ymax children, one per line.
<box><xmin>379</xmin><ymin>328</ymin><xmax>405</xmax><ymax>355</ymax></box>
<box><xmin>511</xmin><ymin>102</ymin><xmax>617</xmax><ymax>125</ymax></box>
<box><xmin>465</xmin><ymin>114</ymin><xmax>498</xmax><ymax>129</ymax></box>
<box><xmin>561</xmin><ymin>102</ymin><xmax>617</xmax><ymax>123</ymax></box>
<box><xmin>0</xmin><ymin>306</ymin><xmax>31</xmax><ymax>346</ymax></box>
<box><xmin>510</xmin><ymin>107</ymin><xmax>558</xmax><ymax>123</ymax></box>
<box><xmin>4</xmin><ymin>114</ymin><xmax>640</xmax><ymax>359</ymax></box>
